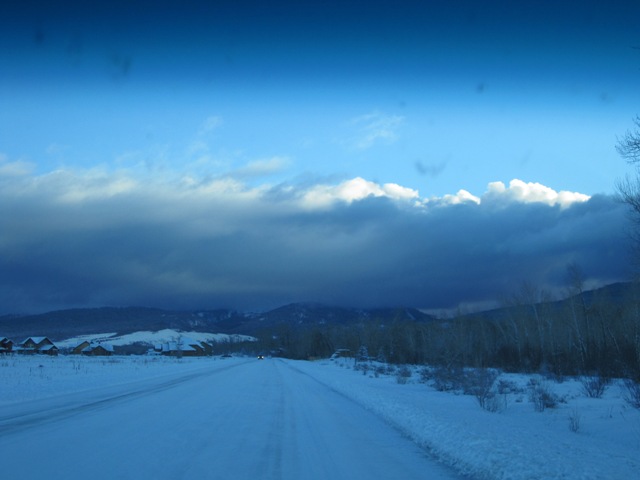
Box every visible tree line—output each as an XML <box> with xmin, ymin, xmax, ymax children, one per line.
<box><xmin>254</xmin><ymin>278</ymin><xmax>640</xmax><ymax>381</ymax></box>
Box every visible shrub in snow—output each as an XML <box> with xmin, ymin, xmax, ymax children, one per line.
<box><xmin>464</xmin><ymin>368</ymin><xmax>502</xmax><ymax>412</ymax></box>
<box><xmin>542</xmin><ymin>368</ymin><xmax>565</xmax><ymax>384</ymax></box>
<box><xmin>373</xmin><ymin>365</ymin><xmax>386</xmax><ymax>377</ymax></box>
<box><xmin>527</xmin><ymin>378</ymin><xmax>559</xmax><ymax>412</ymax></box>
<box><xmin>622</xmin><ymin>379</ymin><xmax>640</xmax><ymax>409</ymax></box>
<box><xmin>355</xmin><ymin>363</ymin><xmax>370</xmax><ymax>375</ymax></box>
<box><xmin>568</xmin><ymin>408</ymin><xmax>582</xmax><ymax>433</ymax></box>
<box><xmin>431</xmin><ymin>366</ymin><xmax>466</xmax><ymax>392</ymax></box>
<box><xmin>356</xmin><ymin>345</ymin><xmax>370</xmax><ymax>363</ymax></box>
<box><xmin>397</xmin><ymin>365</ymin><xmax>412</xmax><ymax>377</ymax></box>
<box><xmin>580</xmin><ymin>375</ymin><xmax>609</xmax><ymax>398</ymax></box>
<box><xmin>496</xmin><ymin>378</ymin><xmax>522</xmax><ymax>395</ymax></box>
<box><xmin>396</xmin><ymin>365</ymin><xmax>412</xmax><ymax>384</ymax></box>
<box><xmin>418</xmin><ymin>366</ymin><xmax>431</xmax><ymax>384</ymax></box>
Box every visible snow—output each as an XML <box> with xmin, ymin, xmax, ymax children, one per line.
<box><xmin>0</xmin><ymin>354</ymin><xmax>217</xmax><ymax>405</ymax></box>
<box><xmin>22</xmin><ymin>336</ymin><xmax>48</xmax><ymax>344</ymax></box>
<box><xmin>293</xmin><ymin>359</ymin><xmax>640</xmax><ymax>479</ymax></box>
<box><xmin>55</xmin><ymin>329</ymin><xmax>256</xmax><ymax>349</ymax></box>
<box><xmin>0</xmin><ymin>354</ymin><xmax>638</xmax><ymax>479</ymax></box>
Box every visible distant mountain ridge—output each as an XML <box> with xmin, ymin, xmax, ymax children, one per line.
<box><xmin>0</xmin><ymin>303</ymin><xmax>435</xmax><ymax>342</ymax></box>
<box><xmin>1</xmin><ymin>281</ymin><xmax>635</xmax><ymax>342</ymax></box>
<box><xmin>464</xmin><ymin>281</ymin><xmax>640</xmax><ymax>323</ymax></box>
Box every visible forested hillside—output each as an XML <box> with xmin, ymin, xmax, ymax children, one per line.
<box><xmin>253</xmin><ymin>282</ymin><xmax>640</xmax><ymax>380</ymax></box>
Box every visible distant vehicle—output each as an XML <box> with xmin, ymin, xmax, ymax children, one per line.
<box><xmin>221</xmin><ymin>354</ymin><xmax>232</xmax><ymax>358</ymax></box>
<box><xmin>257</xmin><ymin>354</ymin><xmax>264</xmax><ymax>360</ymax></box>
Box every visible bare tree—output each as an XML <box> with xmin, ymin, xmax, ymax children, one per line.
<box><xmin>617</xmin><ymin>117</ymin><xmax>640</xmax><ymax>219</ymax></box>
<box><xmin>616</xmin><ymin>117</ymin><xmax>640</xmax><ymax>272</ymax></box>
<box><xmin>617</xmin><ymin>116</ymin><xmax>640</xmax><ymax>164</ymax></box>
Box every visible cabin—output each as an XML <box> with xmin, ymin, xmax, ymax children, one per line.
<box><xmin>199</xmin><ymin>341</ymin><xmax>214</xmax><ymax>356</ymax></box>
<box><xmin>39</xmin><ymin>344</ymin><xmax>60</xmax><ymax>356</ymax></box>
<box><xmin>72</xmin><ymin>341</ymin><xmax>114</xmax><ymax>356</ymax></box>
<box><xmin>155</xmin><ymin>338</ymin><xmax>210</xmax><ymax>357</ymax></box>
<box><xmin>156</xmin><ymin>341</ymin><xmax>197</xmax><ymax>357</ymax></box>
<box><xmin>18</xmin><ymin>337</ymin><xmax>58</xmax><ymax>355</ymax></box>
<box><xmin>72</xmin><ymin>340</ymin><xmax>91</xmax><ymax>355</ymax></box>
<box><xmin>0</xmin><ymin>337</ymin><xmax>14</xmax><ymax>353</ymax></box>
<box><xmin>330</xmin><ymin>348</ymin><xmax>352</xmax><ymax>359</ymax></box>
<box><xmin>84</xmin><ymin>344</ymin><xmax>114</xmax><ymax>356</ymax></box>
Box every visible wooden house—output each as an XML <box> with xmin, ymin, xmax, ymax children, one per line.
<box><xmin>330</xmin><ymin>348</ymin><xmax>352</xmax><ymax>359</ymax></box>
<box><xmin>19</xmin><ymin>337</ymin><xmax>58</xmax><ymax>355</ymax></box>
<box><xmin>155</xmin><ymin>337</ymin><xmax>209</xmax><ymax>357</ymax></box>
<box><xmin>84</xmin><ymin>344</ymin><xmax>114</xmax><ymax>356</ymax></box>
<box><xmin>0</xmin><ymin>337</ymin><xmax>13</xmax><ymax>353</ymax></box>
<box><xmin>72</xmin><ymin>340</ymin><xmax>91</xmax><ymax>355</ymax></box>
<box><xmin>39</xmin><ymin>344</ymin><xmax>59</xmax><ymax>356</ymax></box>
<box><xmin>199</xmin><ymin>341</ymin><xmax>214</xmax><ymax>356</ymax></box>
<box><xmin>157</xmin><ymin>341</ymin><xmax>197</xmax><ymax>357</ymax></box>
<box><xmin>73</xmin><ymin>341</ymin><xmax>114</xmax><ymax>356</ymax></box>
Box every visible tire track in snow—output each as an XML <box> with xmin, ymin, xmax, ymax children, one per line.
<box><xmin>256</xmin><ymin>359</ymin><xmax>286</xmax><ymax>478</ymax></box>
<box><xmin>0</xmin><ymin>360</ymin><xmax>249</xmax><ymax>435</ymax></box>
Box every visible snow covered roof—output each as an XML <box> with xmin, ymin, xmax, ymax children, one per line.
<box><xmin>38</xmin><ymin>344</ymin><xmax>58</xmax><ymax>351</ymax></box>
<box><xmin>22</xmin><ymin>336</ymin><xmax>48</xmax><ymax>344</ymax></box>
<box><xmin>81</xmin><ymin>343</ymin><xmax>114</xmax><ymax>353</ymax></box>
<box><xmin>161</xmin><ymin>342</ymin><xmax>197</xmax><ymax>353</ymax></box>
<box><xmin>20</xmin><ymin>337</ymin><xmax>55</xmax><ymax>348</ymax></box>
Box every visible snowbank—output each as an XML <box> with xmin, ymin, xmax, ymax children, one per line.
<box><xmin>291</xmin><ymin>359</ymin><xmax>640</xmax><ymax>480</ymax></box>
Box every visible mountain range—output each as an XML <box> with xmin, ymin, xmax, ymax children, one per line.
<box><xmin>1</xmin><ymin>281</ymin><xmax>636</xmax><ymax>343</ymax></box>
<box><xmin>0</xmin><ymin>303</ymin><xmax>434</xmax><ymax>342</ymax></box>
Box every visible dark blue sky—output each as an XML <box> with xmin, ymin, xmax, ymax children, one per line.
<box><xmin>0</xmin><ymin>1</ymin><xmax>638</xmax><ymax>314</ymax></box>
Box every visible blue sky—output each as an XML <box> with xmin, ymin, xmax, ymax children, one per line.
<box><xmin>0</xmin><ymin>1</ymin><xmax>638</xmax><ymax>314</ymax></box>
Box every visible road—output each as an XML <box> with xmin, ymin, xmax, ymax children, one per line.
<box><xmin>0</xmin><ymin>358</ymin><xmax>463</xmax><ymax>479</ymax></box>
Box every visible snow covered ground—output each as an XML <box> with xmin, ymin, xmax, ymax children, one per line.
<box><xmin>296</xmin><ymin>359</ymin><xmax>640</xmax><ymax>479</ymax></box>
<box><xmin>54</xmin><ymin>329</ymin><xmax>255</xmax><ymax>350</ymax></box>
<box><xmin>1</xmin><ymin>354</ymin><xmax>638</xmax><ymax>479</ymax></box>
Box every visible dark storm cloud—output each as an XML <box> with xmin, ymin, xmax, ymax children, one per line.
<box><xmin>0</xmin><ymin>170</ymin><xmax>629</xmax><ymax>315</ymax></box>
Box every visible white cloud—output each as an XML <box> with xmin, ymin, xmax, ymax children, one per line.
<box><xmin>300</xmin><ymin>177</ymin><xmax>419</xmax><ymax>209</ymax></box>
<box><xmin>484</xmin><ymin>179</ymin><xmax>590</xmax><ymax>208</ymax></box>
<box><xmin>45</xmin><ymin>143</ymin><xmax>70</xmax><ymax>156</ymax></box>
<box><xmin>231</xmin><ymin>157</ymin><xmax>291</xmax><ymax>178</ymax></box>
<box><xmin>0</xmin><ymin>154</ymin><xmax>34</xmax><ymax>177</ymax></box>
<box><xmin>438</xmin><ymin>189</ymin><xmax>481</xmax><ymax>206</ymax></box>
<box><xmin>424</xmin><ymin>180</ymin><xmax>589</xmax><ymax>209</ymax></box>
<box><xmin>182</xmin><ymin>116</ymin><xmax>227</xmax><ymax>171</ymax></box>
<box><xmin>49</xmin><ymin>169</ymin><xmax>139</xmax><ymax>203</ymax></box>
<box><xmin>197</xmin><ymin>116</ymin><xmax>223</xmax><ymax>136</ymax></box>
<box><xmin>347</xmin><ymin>112</ymin><xmax>404</xmax><ymax>150</ymax></box>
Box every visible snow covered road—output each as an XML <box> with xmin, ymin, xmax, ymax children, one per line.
<box><xmin>0</xmin><ymin>357</ymin><xmax>461</xmax><ymax>480</ymax></box>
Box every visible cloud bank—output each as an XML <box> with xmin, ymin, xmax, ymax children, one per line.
<box><xmin>0</xmin><ymin>166</ymin><xmax>629</xmax><ymax>315</ymax></box>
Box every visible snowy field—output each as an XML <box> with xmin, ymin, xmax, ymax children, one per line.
<box><xmin>0</xmin><ymin>354</ymin><xmax>219</xmax><ymax>405</ymax></box>
<box><xmin>1</xmin><ymin>354</ymin><xmax>639</xmax><ymax>479</ymax></box>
